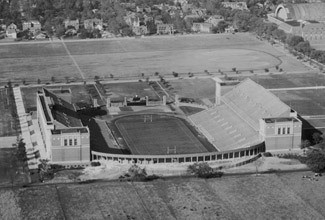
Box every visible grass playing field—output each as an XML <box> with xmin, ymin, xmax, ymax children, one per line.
<box><xmin>248</xmin><ymin>72</ymin><xmax>325</xmax><ymax>89</ymax></box>
<box><xmin>114</xmin><ymin>114</ymin><xmax>214</xmax><ymax>155</ymax></box>
<box><xmin>0</xmin><ymin>33</ymin><xmax>310</xmax><ymax>84</ymax></box>
<box><xmin>0</xmin><ymin>88</ymin><xmax>19</xmax><ymax>137</ymax></box>
<box><xmin>272</xmin><ymin>89</ymin><xmax>325</xmax><ymax>116</ymax></box>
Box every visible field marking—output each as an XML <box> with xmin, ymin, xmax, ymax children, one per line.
<box><xmin>116</xmin><ymin>123</ymin><xmax>141</xmax><ymax>155</ymax></box>
<box><xmin>60</xmin><ymin>39</ymin><xmax>86</xmax><ymax>80</ymax></box>
<box><xmin>268</xmin><ymin>86</ymin><xmax>325</xmax><ymax>91</ymax></box>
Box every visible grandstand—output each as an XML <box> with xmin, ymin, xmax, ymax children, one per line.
<box><xmin>268</xmin><ymin>3</ymin><xmax>325</xmax><ymax>42</ymax></box>
<box><xmin>189</xmin><ymin>79</ymin><xmax>293</xmax><ymax>152</ymax></box>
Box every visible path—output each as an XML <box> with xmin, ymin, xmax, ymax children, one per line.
<box><xmin>60</xmin><ymin>39</ymin><xmax>86</xmax><ymax>80</ymax></box>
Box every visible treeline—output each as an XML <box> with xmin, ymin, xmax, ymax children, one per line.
<box><xmin>0</xmin><ymin>0</ymin><xmax>133</xmax><ymax>37</ymax></box>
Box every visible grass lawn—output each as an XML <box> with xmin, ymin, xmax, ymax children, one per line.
<box><xmin>0</xmin><ymin>33</ymin><xmax>310</xmax><ymax>85</ymax></box>
<box><xmin>0</xmin><ymin>88</ymin><xmax>19</xmax><ymax>137</ymax></box>
<box><xmin>272</xmin><ymin>89</ymin><xmax>325</xmax><ymax>116</ymax></box>
<box><xmin>249</xmin><ymin>72</ymin><xmax>325</xmax><ymax>89</ymax></box>
<box><xmin>101</xmin><ymin>81</ymin><xmax>160</xmax><ymax>102</ymax></box>
<box><xmin>114</xmin><ymin>114</ymin><xmax>213</xmax><ymax>155</ymax></box>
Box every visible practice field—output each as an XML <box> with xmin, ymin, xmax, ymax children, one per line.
<box><xmin>271</xmin><ymin>89</ymin><xmax>325</xmax><ymax>116</ymax></box>
<box><xmin>114</xmin><ymin>114</ymin><xmax>215</xmax><ymax>155</ymax></box>
<box><xmin>0</xmin><ymin>33</ymin><xmax>310</xmax><ymax>84</ymax></box>
<box><xmin>248</xmin><ymin>72</ymin><xmax>325</xmax><ymax>89</ymax></box>
<box><xmin>20</xmin><ymin>84</ymin><xmax>100</xmax><ymax>112</ymax></box>
<box><xmin>0</xmin><ymin>88</ymin><xmax>19</xmax><ymax>137</ymax></box>
<box><xmin>101</xmin><ymin>81</ymin><xmax>160</xmax><ymax>102</ymax></box>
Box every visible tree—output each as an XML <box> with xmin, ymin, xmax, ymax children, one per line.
<box><xmin>286</xmin><ymin>35</ymin><xmax>304</xmax><ymax>48</ymax></box>
<box><xmin>188</xmin><ymin>162</ymin><xmax>213</xmax><ymax>177</ymax></box>
<box><xmin>16</xmin><ymin>139</ymin><xmax>27</xmax><ymax>163</ymax></box>
<box><xmin>301</xmin><ymin>140</ymin><xmax>311</xmax><ymax>149</ymax></box>
<box><xmin>212</xmin><ymin>20</ymin><xmax>228</xmax><ymax>33</ymax></box>
<box><xmin>313</xmin><ymin>132</ymin><xmax>322</xmax><ymax>144</ymax></box>
<box><xmin>172</xmin><ymin>71</ymin><xmax>179</xmax><ymax>77</ymax></box>
<box><xmin>51</xmin><ymin>76</ymin><xmax>55</xmax><ymax>83</ymax></box>
<box><xmin>253</xmin><ymin>157</ymin><xmax>264</xmax><ymax>176</ymax></box>
<box><xmin>37</xmin><ymin>79</ymin><xmax>41</xmax><ymax>84</ymax></box>
<box><xmin>188</xmin><ymin>162</ymin><xmax>223</xmax><ymax>178</ymax></box>
<box><xmin>306</xmin><ymin>149</ymin><xmax>325</xmax><ymax>173</ymax></box>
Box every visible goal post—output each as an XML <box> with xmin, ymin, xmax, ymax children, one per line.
<box><xmin>167</xmin><ymin>146</ymin><xmax>177</xmax><ymax>154</ymax></box>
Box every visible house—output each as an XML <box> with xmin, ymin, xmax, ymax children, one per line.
<box><xmin>133</xmin><ymin>25</ymin><xmax>148</xmax><ymax>35</ymax></box>
<box><xmin>154</xmin><ymin>19</ymin><xmax>164</xmax><ymax>25</ymax></box>
<box><xmin>225</xmin><ymin>26</ymin><xmax>236</xmax><ymax>33</ymax></box>
<box><xmin>6</xmin><ymin>23</ymin><xmax>17</xmax><ymax>39</ymax></box>
<box><xmin>124</xmin><ymin>12</ymin><xmax>137</xmax><ymax>26</ymax></box>
<box><xmin>23</xmin><ymin>20</ymin><xmax>41</xmax><ymax>33</ymax></box>
<box><xmin>84</xmin><ymin>19</ymin><xmax>103</xmax><ymax>30</ymax></box>
<box><xmin>64</xmin><ymin>19</ymin><xmax>79</xmax><ymax>30</ymax></box>
<box><xmin>205</xmin><ymin>15</ymin><xmax>224</xmax><ymax>27</ymax></box>
<box><xmin>137</xmin><ymin>6</ymin><xmax>151</xmax><ymax>13</ymax></box>
<box><xmin>157</xmin><ymin>24</ymin><xmax>174</xmax><ymax>35</ymax></box>
<box><xmin>34</xmin><ymin>32</ymin><xmax>47</xmax><ymax>40</ymax></box>
<box><xmin>222</xmin><ymin>2</ymin><xmax>249</xmax><ymax>10</ymax></box>
<box><xmin>192</xmin><ymin>23</ymin><xmax>213</xmax><ymax>33</ymax></box>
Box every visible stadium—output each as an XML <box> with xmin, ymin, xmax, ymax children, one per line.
<box><xmin>89</xmin><ymin>78</ymin><xmax>302</xmax><ymax>165</ymax></box>
<box><xmin>17</xmin><ymin>76</ymin><xmax>302</xmax><ymax>167</ymax></box>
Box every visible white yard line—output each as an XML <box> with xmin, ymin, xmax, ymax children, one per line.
<box><xmin>60</xmin><ymin>39</ymin><xmax>86</xmax><ymax>80</ymax></box>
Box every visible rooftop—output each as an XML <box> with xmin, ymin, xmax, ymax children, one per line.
<box><xmin>264</xmin><ymin>117</ymin><xmax>300</xmax><ymax>123</ymax></box>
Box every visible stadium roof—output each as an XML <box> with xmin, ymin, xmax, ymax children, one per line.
<box><xmin>275</xmin><ymin>3</ymin><xmax>325</xmax><ymax>21</ymax></box>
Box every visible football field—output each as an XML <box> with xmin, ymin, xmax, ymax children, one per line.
<box><xmin>115</xmin><ymin>114</ymin><xmax>215</xmax><ymax>155</ymax></box>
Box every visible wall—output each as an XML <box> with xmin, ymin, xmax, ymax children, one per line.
<box><xmin>92</xmin><ymin>142</ymin><xmax>265</xmax><ymax>164</ymax></box>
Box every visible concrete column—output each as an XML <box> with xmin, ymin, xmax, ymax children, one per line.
<box><xmin>93</xmin><ymin>98</ymin><xmax>98</xmax><ymax>107</ymax></box>
<box><xmin>162</xmin><ymin>95</ymin><xmax>166</xmax><ymax>105</ymax></box>
<box><xmin>175</xmin><ymin>94</ymin><xmax>179</xmax><ymax>107</ymax></box>
<box><xmin>106</xmin><ymin>98</ymin><xmax>111</xmax><ymax>108</ymax></box>
<box><xmin>123</xmin><ymin>97</ymin><xmax>127</xmax><ymax>106</ymax></box>
<box><xmin>145</xmin><ymin>96</ymin><xmax>149</xmax><ymax>106</ymax></box>
<box><xmin>214</xmin><ymin>77</ymin><xmax>222</xmax><ymax>106</ymax></box>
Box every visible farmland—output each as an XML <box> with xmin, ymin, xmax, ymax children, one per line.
<box><xmin>0</xmin><ymin>33</ymin><xmax>310</xmax><ymax>84</ymax></box>
<box><xmin>1</xmin><ymin>172</ymin><xmax>325</xmax><ymax>219</ymax></box>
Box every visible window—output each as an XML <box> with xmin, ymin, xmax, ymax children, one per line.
<box><xmin>278</xmin><ymin>128</ymin><xmax>281</xmax><ymax>135</ymax></box>
<box><xmin>64</xmin><ymin>139</ymin><xmax>68</xmax><ymax>146</ymax></box>
<box><xmin>69</xmin><ymin>139</ymin><xmax>73</xmax><ymax>146</ymax></box>
<box><xmin>282</xmin><ymin>127</ymin><xmax>286</xmax><ymax>134</ymax></box>
<box><xmin>287</xmin><ymin>127</ymin><xmax>290</xmax><ymax>134</ymax></box>
<box><xmin>74</xmin><ymin>138</ymin><xmax>77</xmax><ymax>146</ymax></box>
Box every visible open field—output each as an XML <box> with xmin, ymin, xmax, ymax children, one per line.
<box><xmin>272</xmin><ymin>89</ymin><xmax>325</xmax><ymax>116</ymax></box>
<box><xmin>101</xmin><ymin>81</ymin><xmax>160</xmax><ymax>102</ymax></box>
<box><xmin>0</xmin><ymin>88</ymin><xmax>19</xmax><ymax>137</ymax></box>
<box><xmin>20</xmin><ymin>84</ymin><xmax>99</xmax><ymax>112</ymax></box>
<box><xmin>2</xmin><ymin>172</ymin><xmax>325</xmax><ymax>219</ymax></box>
<box><xmin>114</xmin><ymin>114</ymin><xmax>215</xmax><ymax>155</ymax></box>
<box><xmin>0</xmin><ymin>33</ymin><xmax>311</xmax><ymax>84</ymax></box>
<box><xmin>248</xmin><ymin>72</ymin><xmax>325</xmax><ymax>89</ymax></box>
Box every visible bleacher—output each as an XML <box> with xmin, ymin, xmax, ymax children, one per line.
<box><xmin>189</xmin><ymin>79</ymin><xmax>291</xmax><ymax>151</ymax></box>
<box><xmin>190</xmin><ymin>105</ymin><xmax>259</xmax><ymax>151</ymax></box>
<box><xmin>222</xmin><ymin>79</ymin><xmax>290</xmax><ymax>130</ymax></box>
